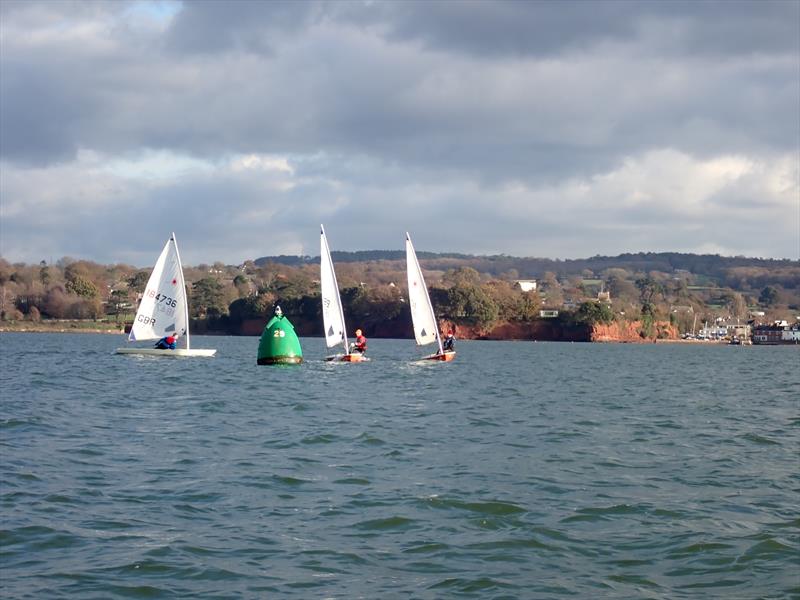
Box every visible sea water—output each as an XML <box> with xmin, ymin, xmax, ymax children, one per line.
<box><xmin>1</xmin><ymin>333</ymin><xmax>798</xmax><ymax>599</ymax></box>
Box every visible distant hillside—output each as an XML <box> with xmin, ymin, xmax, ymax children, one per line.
<box><xmin>254</xmin><ymin>251</ymin><xmax>798</xmax><ymax>279</ymax></box>
<box><xmin>254</xmin><ymin>249</ymin><xmax>472</xmax><ymax>266</ymax></box>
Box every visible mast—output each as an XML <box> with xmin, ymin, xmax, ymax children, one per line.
<box><xmin>321</xmin><ymin>225</ymin><xmax>349</xmax><ymax>353</ymax></box>
<box><xmin>171</xmin><ymin>232</ymin><xmax>191</xmax><ymax>350</ymax></box>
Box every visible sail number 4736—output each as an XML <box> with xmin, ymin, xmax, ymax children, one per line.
<box><xmin>145</xmin><ymin>288</ymin><xmax>178</xmax><ymax>308</ymax></box>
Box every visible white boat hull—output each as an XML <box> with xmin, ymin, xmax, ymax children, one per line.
<box><xmin>115</xmin><ymin>348</ymin><xmax>216</xmax><ymax>357</ymax></box>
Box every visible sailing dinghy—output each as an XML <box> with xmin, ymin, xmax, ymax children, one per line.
<box><xmin>320</xmin><ymin>225</ymin><xmax>367</xmax><ymax>362</ymax></box>
<box><xmin>115</xmin><ymin>233</ymin><xmax>216</xmax><ymax>357</ymax></box>
<box><xmin>405</xmin><ymin>232</ymin><xmax>455</xmax><ymax>362</ymax></box>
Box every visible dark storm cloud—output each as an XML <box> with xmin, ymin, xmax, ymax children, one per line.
<box><xmin>166</xmin><ymin>1</ymin><xmax>800</xmax><ymax>60</ymax></box>
<box><xmin>0</xmin><ymin>64</ymin><xmax>81</xmax><ymax>165</ymax></box>
<box><xmin>166</xmin><ymin>1</ymin><xmax>635</xmax><ymax>58</ymax></box>
<box><xmin>349</xmin><ymin>0</ymin><xmax>800</xmax><ymax>58</ymax></box>
<box><xmin>152</xmin><ymin>0</ymin><xmax>800</xmax><ymax>172</ymax></box>
<box><xmin>164</xmin><ymin>0</ymin><xmax>318</xmax><ymax>55</ymax></box>
<box><xmin>3</xmin><ymin>0</ymin><xmax>797</xmax><ymax>167</ymax></box>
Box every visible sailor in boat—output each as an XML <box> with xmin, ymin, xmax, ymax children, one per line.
<box><xmin>442</xmin><ymin>331</ymin><xmax>455</xmax><ymax>352</ymax></box>
<box><xmin>350</xmin><ymin>329</ymin><xmax>367</xmax><ymax>355</ymax></box>
<box><xmin>154</xmin><ymin>333</ymin><xmax>178</xmax><ymax>350</ymax></box>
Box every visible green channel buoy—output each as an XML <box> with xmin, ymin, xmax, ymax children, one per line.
<box><xmin>257</xmin><ymin>306</ymin><xmax>303</xmax><ymax>365</ymax></box>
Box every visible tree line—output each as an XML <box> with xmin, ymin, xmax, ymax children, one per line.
<box><xmin>1</xmin><ymin>251</ymin><xmax>797</xmax><ymax>336</ymax></box>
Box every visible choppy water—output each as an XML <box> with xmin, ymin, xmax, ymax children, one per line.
<box><xmin>1</xmin><ymin>333</ymin><xmax>798</xmax><ymax>599</ymax></box>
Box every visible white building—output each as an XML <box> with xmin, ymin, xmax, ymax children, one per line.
<box><xmin>515</xmin><ymin>280</ymin><xmax>537</xmax><ymax>292</ymax></box>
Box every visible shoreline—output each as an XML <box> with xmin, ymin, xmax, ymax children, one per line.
<box><xmin>0</xmin><ymin>322</ymin><xmax>738</xmax><ymax>344</ymax></box>
<box><xmin>0</xmin><ymin>322</ymin><xmax>125</xmax><ymax>335</ymax></box>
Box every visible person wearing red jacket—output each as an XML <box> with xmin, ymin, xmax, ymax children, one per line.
<box><xmin>155</xmin><ymin>333</ymin><xmax>177</xmax><ymax>350</ymax></box>
<box><xmin>352</xmin><ymin>329</ymin><xmax>367</xmax><ymax>354</ymax></box>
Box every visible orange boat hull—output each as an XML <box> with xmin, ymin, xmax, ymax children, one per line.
<box><xmin>422</xmin><ymin>351</ymin><xmax>456</xmax><ymax>362</ymax></box>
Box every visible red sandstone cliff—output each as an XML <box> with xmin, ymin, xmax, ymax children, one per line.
<box><xmin>439</xmin><ymin>319</ymin><xmax>588</xmax><ymax>342</ymax></box>
<box><xmin>231</xmin><ymin>316</ymin><xmax>678</xmax><ymax>343</ymax></box>
<box><xmin>589</xmin><ymin>320</ymin><xmax>679</xmax><ymax>342</ymax></box>
<box><xmin>441</xmin><ymin>319</ymin><xmax>679</xmax><ymax>343</ymax></box>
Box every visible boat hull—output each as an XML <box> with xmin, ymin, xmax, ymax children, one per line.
<box><xmin>421</xmin><ymin>351</ymin><xmax>456</xmax><ymax>362</ymax></box>
<box><xmin>257</xmin><ymin>355</ymin><xmax>303</xmax><ymax>365</ymax></box>
<box><xmin>325</xmin><ymin>353</ymin><xmax>369</xmax><ymax>362</ymax></box>
<box><xmin>115</xmin><ymin>348</ymin><xmax>216</xmax><ymax>357</ymax></box>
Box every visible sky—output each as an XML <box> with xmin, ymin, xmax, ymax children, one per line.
<box><xmin>1</xmin><ymin>0</ymin><xmax>798</xmax><ymax>267</ymax></box>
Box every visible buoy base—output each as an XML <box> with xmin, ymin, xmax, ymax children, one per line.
<box><xmin>257</xmin><ymin>356</ymin><xmax>303</xmax><ymax>365</ymax></box>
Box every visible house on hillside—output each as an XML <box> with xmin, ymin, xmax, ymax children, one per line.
<box><xmin>515</xmin><ymin>280</ymin><xmax>537</xmax><ymax>292</ymax></box>
<box><xmin>670</xmin><ymin>305</ymin><xmax>694</xmax><ymax>314</ymax></box>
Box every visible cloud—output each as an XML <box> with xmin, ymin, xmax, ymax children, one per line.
<box><xmin>0</xmin><ymin>0</ymin><xmax>797</xmax><ymax>265</ymax></box>
<box><xmin>350</xmin><ymin>0</ymin><xmax>800</xmax><ymax>59</ymax></box>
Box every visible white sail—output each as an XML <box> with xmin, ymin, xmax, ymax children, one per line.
<box><xmin>320</xmin><ymin>225</ymin><xmax>349</xmax><ymax>351</ymax></box>
<box><xmin>129</xmin><ymin>234</ymin><xmax>188</xmax><ymax>343</ymax></box>
<box><xmin>405</xmin><ymin>232</ymin><xmax>443</xmax><ymax>353</ymax></box>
